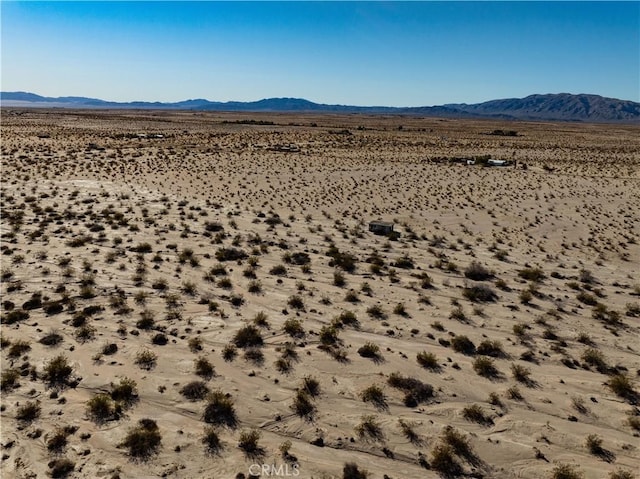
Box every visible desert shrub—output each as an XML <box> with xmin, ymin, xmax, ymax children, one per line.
<box><xmin>134</xmin><ymin>349</ymin><xmax>157</xmax><ymax>370</ymax></box>
<box><xmin>417</xmin><ymin>351</ymin><xmax>440</xmax><ymax>370</ymax></box>
<box><xmin>393</xmin><ymin>254</ymin><xmax>414</xmax><ymax>269</ymax></box>
<box><xmin>110</xmin><ymin>377</ymin><xmax>138</xmax><ymax>404</ymax></box>
<box><xmin>319</xmin><ymin>326</ymin><xmax>339</xmax><ymax>346</ymax></box>
<box><xmin>343</xmin><ymin>462</ymin><xmax>369</xmax><ymax>479</ymax></box>
<box><xmin>507</xmin><ymin>386</ymin><xmax>523</xmax><ymax>400</ymax></box>
<box><xmin>398</xmin><ymin>419</ymin><xmax>422</xmax><ymax>444</ymax></box>
<box><xmin>463</xmin><ymin>284</ymin><xmax>497</xmax><ymax>302</ymax></box>
<box><xmin>75</xmin><ymin>324</ymin><xmax>96</xmax><ymax>343</ymax></box>
<box><xmin>215</xmin><ymin>247</ymin><xmax>247</xmax><ymax>262</ymax></box>
<box><xmin>551</xmin><ymin>463</ymin><xmax>584</xmax><ymax>479</ymax></box>
<box><xmin>627</xmin><ymin>415</ymin><xmax>640</xmax><ymax>432</ymax></box>
<box><xmin>136</xmin><ymin>310</ymin><xmax>155</xmax><ymax>330</ymax></box>
<box><xmin>609</xmin><ymin>469</ymin><xmax>635</xmax><ymax>479</ymax></box>
<box><xmin>1</xmin><ymin>308</ymin><xmax>30</xmax><ymax>325</ymax></box>
<box><xmin>301</xmin><ymin>376</ymin><xmax>321</xmax><ymax>397</ymax></box>
<box><xmin>585</xmin><ymin>434</ymin><xmax>605</xmax><ymax>456</ymax></box>
<box><xmin>333</xmin><ymin>270</ymin><xmax>346</xmax><ymax>287</ymax></box>
<box><xmin>180</xmin><ymin>381</ymin><xmax>210</xmax><ymax>401</ymax></box>
<box><xmin>441</xmin><ymin>426</ymin><xmax>472</xmax><ymax>456</ymax></box>
<box><xmin>582</xmin><ymin>348</ymin><xmax>608</xmax><ymax>372</ymax></box>
<box><xmin>238</xmin><ymin>429</ymin><xmax>263</xmax><ymax>456</ymax></box>
<box><xmin>243</xmin><ymin>347</ymin><xmax>264</xmax><ymax>364</ymax></box>
<box><xmin>511</xmin><ymin>363</ymin><xmax>532</xmax><ymax>383</ymax></box>
<box><xmin>291</xmin><ymin>390</ymin><xmax>316</xmax><ymax>419</ymax></box>
<box><xmin>195</xmin><ymin>357</ymin><xmax>215</xmax><ymax>379</ymax></box>
<box><xmin>202</xmin><ymin>426</ymin><xmax>223</xmax><ymax>454</ymax></box>
<box><xmin>393</xmin><ymin>302</ymin><xmax>408</xmax><ymax>316</ymax></box>
<box><xmin>476</xmin><ymin>340</ymin><xmax>505</xmax><ymax>357</ymax></box>
<box><xmin>357</xmin><ymin>342</ymin><xmax>381</xmax><ymax>360</ymax></box>
<box><xmin>248</xmin><ymin>279</ymin><xmax>262</xmax><ymax>293</ymax></box>
<box><xmin>464</xmin><ymin>262</ymin><xmax>493</xmax><ymax>281</ymax></box>
<box><xmin>283</xmin><ymin>318</ymin><xmax>305</xmax><ymax>338</ymax></box>
<box><xmin>269</xmin><ymin>264</ymin><xmax>287</xmax><ymax>276</ymax></box>
<box><xmin>513</xmin><ymin>323</ymin><xmax>529</xmax><ymax>340</ymax></box>
<box><xmin>230</xmin><ymin>294</ymin><xmax>245</xmax><ymax>307</ymax></box>
<box><xmin>344</xmin><ymin>290</ymin><xmax>360</xmax><ymax>303</ymax></box>
<box><xmin>577</xmin><ymin>292</ymin><xmax>599</xmax><ymax>306</ymax></box>
<box><xmin>387</xmin><ymin>372</ymin><xmax>434</xmax><ymax>406</ymax></box>
<box><xmin>120</xmin><ymin>418</ymin><xmax>162</xmax><ymax>459</ymax></box>
<box><xmin>326</xmin><ymin>246</ymin><xmax>357</xmax><ymax>273</ymax></box>
<box><xmin>8</xmin><ymin>339</ymin><xmax>31</xmax><ymax>358</ymax></box>
<box><xmin>287</xmin><ymin>294</ymin><xmax>305</xmax><ymax>310</ymax></box>
<box><xmin>473</xmin><ymin>356</ymin><xmax>499</xmax><ymax>378</ymax></box>
<box><xmin>48</xmin><ymin>458</ymin><xmax>75</xmax><ymax>478</ymax></box>
<box><xmin>222</xmin><ymin>343</ymin><xmax>237</xmax><ymax>362</ymax></box>
<box><xmin>1</xmin><ymin>368</ymin><xmax>20</xmax><ymax>391</ymax></box>
<box><xmin>519</xmin><ymin>289</ymin><xmax>533</xmax><ymax>304</ymax></box>
<box><xmin>451</xmin><ymin>335</ymin><xmax>476</xmax><ymax>355</ymax></box>
<box><xmin>355</xmin><ymin>415</ymin><xmax>384</xmax><ymax>441</ymax></box>
<box><xmin>518</xmin><ymin>267</ymin><xmax>545</xmax><ymax>282</ymax></box>
<box><xmin>43</xmin><ymin>354</ymin><xmax>74</xmax><ymax>387</ymax></box>
<box><xmin>462</xmin><ymin>404</ymin><xmax>492</xmax><ymax>425</ymax></box>
<box><xmin>16</xmin><ymin>400</ymin><xmax>41</xmax><ymax>422</ymax></box>
<box><xmin>430</xmin><ymin>443</ymin><xmax>463</xmax><ymax>477</ymax></box>
<box><xmin>203</xmin><ymin>390</ymin><xmax>237</xmax><ymax>428</ymax></box>
<box><xmin>86</xmin><ymin>394</ymin><xmax>117</xmax><ymax>422</ymax></box>
<box><xmin>366</xmin><ymin>304</ymin><xmax>386</xmax><ymax>320</ymax></box>
<box><xmin>449</xmin><ymin>306</ymin><xmax>468</xmax><ymax>322</ymax></box>
<box><xmin>233</xmin><ymin>325</ymin><xmax>263</xmax><ymax>348</ymax></box>
<box><xmin>592</xmin><ymin>304</ymin><xmax>623</xmax><ymax>327</ymax></box>
<box><xmin>360</xmin><ymin>384</ymin><xmax>387</xmax><ymax>410</ymax></box>
<box><xmin>607</xmin><ymin>374</ymin><xmax>636</xmax><ymax>401</ymax></box>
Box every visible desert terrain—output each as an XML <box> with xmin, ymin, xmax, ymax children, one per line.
<box><xmin>1</xmin><ymin>109</ymin><xmax>639</xmax><ymax>479</ymax></box>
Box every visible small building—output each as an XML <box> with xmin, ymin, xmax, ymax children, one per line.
<box><xmin>369</xmin><ymin>221</ymin><xmax>394</xmax><ymax>235</ymax></box>
<box><xmin>488</xmin><ymin>159</ymin><xmax>509</xmax><ymax>167</ymax></box>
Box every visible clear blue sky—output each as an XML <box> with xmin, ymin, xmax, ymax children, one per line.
<box><xmin>2</xmin><ymin>2</ymin><xmax>638</xmax><ymax>106</ymax></box>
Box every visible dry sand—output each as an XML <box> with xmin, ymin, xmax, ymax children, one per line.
<box><xmin>1</xmin><ymin>109</ymin><xmax>639</xmax><ymax>479</ymax></box>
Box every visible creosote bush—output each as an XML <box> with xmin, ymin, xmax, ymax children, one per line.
<box><xmin>119</xmin><ymin>418</ymin><xmax>162</xmax><ymax>459</ymax></box>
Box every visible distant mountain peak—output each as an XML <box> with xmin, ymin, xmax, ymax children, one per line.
<box><xmin>1</xmin><ymin>91</ymin><xmax>638</xmax><ymax>123</ymax></box>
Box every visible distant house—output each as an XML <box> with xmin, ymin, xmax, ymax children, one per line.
<box><xmin>488</xmin><ymin>159</ymin><xmax>509</xmax><ymax>167</ymax></box>
<box><xmin>369</xmin><ymin>221</ymin><xmax>394</xmax><ymax>235</ymax></box>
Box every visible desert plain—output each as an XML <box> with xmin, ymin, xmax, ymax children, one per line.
<box><xmin>1</xmin><ymin>109</ymin><xmax>639</xmax><ymax>479</ymax></box>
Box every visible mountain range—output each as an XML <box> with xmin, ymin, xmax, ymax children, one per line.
<box><xmin>2</xmin><ymin>91</ymin><xmax>639</xmax><ymax>123</ymax></box>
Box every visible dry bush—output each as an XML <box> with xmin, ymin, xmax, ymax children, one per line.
<box><xmin>203</xmin><ymin>390</ymin><xmax>237</xmax><ymax>428</ymax></box>
<box><xmin>119</xmin><ymin>418</ymin><xmax>162</xmax><ymax>459</ymax></box>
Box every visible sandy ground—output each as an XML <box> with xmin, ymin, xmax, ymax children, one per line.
<box><xmin>1</xmin><ymin>109</ymin><xmax>639</xmax><ymax>479</ymax></box>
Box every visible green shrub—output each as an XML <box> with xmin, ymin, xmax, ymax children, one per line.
<box><xmin>451</xmin><ymin>335</ymin><xmax>476</xmax><ymax>355</ymax></box>
<box><xmin>464</xmin><ymin>262</ymin><xmax>493</xmax><ymax>281</ymax></box>
<box><xmin>518</xmin><ymin>267</ymin><xmax>545</xmax><ymax>282</ymax></box>
<box><xmin>417</xmin><ymin>351</ymin><xmax>440</xmax><ymax>370</ymax></box>
<box><xmin>238</xmin><ymin>429</ymin><xmax>263</xmax><ymax>456</ymax></box>
<box><xmin>343</xmin><ymin>462</ymin><xmax>369</xmax><ymax>479</ymax></box>
<box><xmin>202</xmin><ymin>426</ymin><xmax>223</xmax><ymax>454</ymax></box>
<box><xmin>463</xmin><ymin>284</ymin><xmax>497</xmax><ymax>303</ymax></box>
<box><xmin>355</xmin><ymin>415</ymin><xmax>384</xmax><ymax>442</ymax></box>
<box><xmin>233</xmin><ymin>325</ymin><xmax>263</xmax><ymax>348</ymax></box>
<box><xmin>430</xmin><ymin>444</ymin><xmax>463</xmax><ymax>477</ymax></box>
<box><xmin>291</xmin><ymin>390</ymin><xmax>316</xmax><ymax>419</ymax></box>
<box><xmin>120</xmin><ymin>418</ymin><xmax>162</xmax><ymax>459</ymax></box>
<box><xmin>203</xmin><ymin>391</ymin><xmax>237</xmax><ymax>428</ymax></box>
<box><xmin>48</xmin><ymin>458</ymin><xmax>75</xmax><ymax>478</ymax></box>
<box><xmin>16</xmin><ymin>400</ymin><xmax>41</xmax><ymax>422</ymax></box>
<box><xmin>283</xmin><ymin>318</ymin><xmax>305</xmax><ymax>338</ymax></box>
<box><xmin>43</xmin><ymin>354</ymin><xmax>74</xmax><ymax>387</ymax></box>
<box><xmin>360</xmin><ymin>384</ymin><xmax>387</xmax><ymax>410</ymax></box>
<box><xmin>86</xmin><ymin>394</ymin><xmax>117</xmax><ymax>422</ymax></box>
<box><xmin>551</xmin><ymin>463</ymin><xmax>584</xmax><ymax>479</ymax></box>
<box><xmin>134</xmin><ymin>349</ymin><xmax>157</xmax><ymax>370</ymax></box>
<box><xmin>473</xmin><ymin>356</ymin><xmax>499</xmax><ymax>378</ymax></box>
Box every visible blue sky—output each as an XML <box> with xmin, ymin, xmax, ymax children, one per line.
<box><xmin>1</xmin><ymin>2</ymin><xmax>638</xmax><ymax>105</ymax></box>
